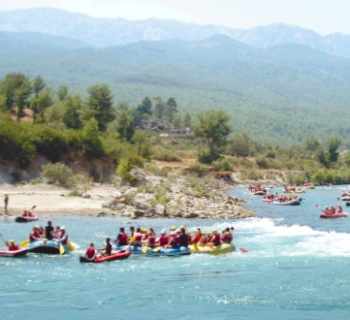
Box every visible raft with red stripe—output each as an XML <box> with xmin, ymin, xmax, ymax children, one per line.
<box><xmin>79</xmin><ymin>250</ymin><xmax>131</xmax><ymax>263</ymax></box>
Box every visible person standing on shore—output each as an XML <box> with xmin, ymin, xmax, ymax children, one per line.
<box><xmin>4</xmin><ymin>194</ymin><xmax>9</xmax><ymax>215</ymax></box>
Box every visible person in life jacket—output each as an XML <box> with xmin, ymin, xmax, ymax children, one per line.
<box><xmin>168</xmin><ymin>231</ymin><xmax>178</xmax><ymax>249</ymax></box>
<box><xmin>38</xmin><ymin>226</ymin><xmax>44</xmax><ymax>237</ymax></box>
<box><xmin>199</xmin><ymin>234</ymin><xmax>209</xmax><ymax>245</ymax></box>
<box><xmin>116</xmin><ymin>227</ymin><xmax>129</xmax><ymax>247</ymax></box>
<box><xmin>85</xmin><ymin>243</ymin><xmax>96</xmax><ymax>261</ymax></box>
<box><xmin>6</xmin><ymin>240</ymin><xmax>19</xmax><ymax>251</ymax></box>
<box><xmin>146</xmin><ymin>229</ymin><xmax>156</xmax><ymax>248</ymax></box>
<box><xmin>176</xmin><ymin>227</ymin><xmax>190</xmax><ymax>248</ymax></box>
<box><xmin>53</xmin><ymin>226</ymin><xmax>61</xmax><ymax>239</ymax></box>
<box><xmin>129</xmin><ymin>226</ymin><xmax>135</xmax><ymax>242</ymax></box>
<box><xmin>29</xmin><ymin>226</ymin><xmax>41</xmax><ymax>242</ymax></box>
<box><xmin>210</xmin><ymin>231</ymin><xmax>222</xmax><ymax>247</ymax></box>
<box><xmin>221</xmin><ymin>228</ymin><xmax>233</xmax><ymax>244</ymax></box>
<box><xmin>58</xmin><ymin>227</ymin><xmax>68</xmax><ymax>245</ymax></box>
<box><xmin>132</xmin><ymin>228</ymin><xmax>143</xmax><ymax>247</ymax></box>
<box><xmin>191</xmin><ymin>228</ymin><xmax>202</xmax><ymax>244</ymax></box>
<box><xmin>23</xmin><ymin>210</ymin><xmax>34</xmax><ymax>217</ymax></box>
<box><xmin>104</xmin><ymin>238</ymin><xmax>112</xmax><ymax>256</ymax></box>
<box><xmin>158</xmin><ymin>229</ymin><xmax>169</xmax><ymax>247</ymax></box>
<box><xmin>45</xmin><ymin>221</ymin><xmax>54</xmax><ymax>240</ymax></box>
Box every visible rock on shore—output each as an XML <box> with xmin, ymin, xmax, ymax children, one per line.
<box><xmin>103</xmin><ymin>172</ymin><xmax>254</xmax><ymax>219</ymax></box>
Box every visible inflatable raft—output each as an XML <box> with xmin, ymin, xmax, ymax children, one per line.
<box><xmin>115</xmin><ymin>245</ymin><xmax>143</xmax><ymax>255</ymax></box>
<box><xmin>320</xmin><ymin>212</ymin><xmax>348</xmax><ymax>219</ymax></box>
<box><xmin>80</xmin><ymin>250</ymin><xmax>131</xmax><ymax>263</ymax></box>
<box><xmin>15</xmin><ymin>216</ymin><xmax>39</xmax><ymax>223</ymax></box>
<box><xmin>273</xmin><ymin>198</ymin><xmax>301</xmax><ymax>206</ymax></box>
<box><xmin>0</xmin><ymin>248</ymin><xmax>29</xmax><ymax>257</ymax></box>
<box><xmin>26</xmin><ymin>240</ymin><xmax>65</xmax><ymax>255</ymax></box>
<box><xmin>189</xmin><ymin>243</ymin><xmax>235</xmax><ymax>255</ymax></box>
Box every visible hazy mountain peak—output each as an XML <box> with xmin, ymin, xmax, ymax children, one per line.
<box><xmin>1</xmin><ymin>7</ymin><xmax>350</xmax><ymax>58</ymax></box>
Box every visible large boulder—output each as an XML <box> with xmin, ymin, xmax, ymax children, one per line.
<box><xmin>154</xmin><ymin>204</ymin><xmax>166</xmax><ymax>216</ymax></box>
<box><xmin>133</xmin><ymin>193</ymin><xmax>153</xmax><ymax>210</ymax></box>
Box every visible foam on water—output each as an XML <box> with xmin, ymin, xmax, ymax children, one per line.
<box><xmin>211</xmin><ymin>217</ymin><xmax>350</xmax><ymax>257</ymax></box>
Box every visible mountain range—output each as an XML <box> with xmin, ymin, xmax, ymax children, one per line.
<box><xmin>1</xmin><ymin>8</ymin><xmax>350</xmax><ymax>143</ymax></box>
<box><xmin>2</xmin><ymin>8</ymin><xmax>350</xmax><ymax>58</ymax></box>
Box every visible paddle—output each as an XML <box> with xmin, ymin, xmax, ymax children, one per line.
<box><xmin>0</xmin><ymin>233</ymin><xmax>8</xmax><ymax>246</ymax></box>
<box><xmin>239</xmin><ymin>248</ymin><xmax>249</xmax><ymax>253</ymax></box>
<box><xmin>20</xmin><ymin>240</ymin><xmax>29</xmax><ymax>248</ymax></box>
<box><xmin>59</xmin><ymin>244</ymin><xmax>65</xmax><ymax>255</ymax></box>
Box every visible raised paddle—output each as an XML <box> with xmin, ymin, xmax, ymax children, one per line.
<box><xmin>0</xmin><ymin>233</ymin><xmax>7</xmax><ymax>245</ymax></box>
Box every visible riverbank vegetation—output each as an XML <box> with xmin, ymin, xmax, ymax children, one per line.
<box><xmin>1</xmin><ymin>73</ymin><xmax>350</xmax><ymax>187</ymax></box>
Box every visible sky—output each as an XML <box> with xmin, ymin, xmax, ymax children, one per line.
<box><xmin>0</xmin><ymin>0</ymin><xmax>349</xmax><ymax>34</ymax></box>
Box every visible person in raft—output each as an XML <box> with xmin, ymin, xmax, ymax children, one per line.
<box><xmin>146</xmin><ymin>229</ymin><xmax>156</xmax><ymax>248</ymax></box>
<box><xmin>6</xmin><ymin>240</ymin><xmax>19</xmax><ymax>251</ymax></box>
<box><xmin>129</xmin><ymin>226</ymin><xmax>135</xmax><ymax>241</ymax></box>
<box><xmin>29</xmin><ymin>226</ymin><xmax>42</xmax><ymax>242</ymax></box>
<box><xmin>45</xmin><ymin>221</ymin><xmax>54</xmax><ymax>240</ymax></box>
<box><xmin>132</xmin><ymin>228</ymin><xmax>143</xmax><ymax>247</ymax></box>
<box><xmin>58</xmin><ymin>227</ymin><xmax>69</xmax><ymax>245</ymax></box>
<box><xmin>176</xmin><ymin>227</ymin><xmax>190</xmax><ymax>248</ymax></box>
<box><xmin>157</xmin><ymin>229</ymin><xmax>169</xmax><ymax>247</ymax></box>
<box><xmin>116</xmin><ymin>227</ymin><xmax>128</xmax><ymax>247</ymax></box>
<box><xmin>85</xmin><ymin>243</ymin><xmax>97</xmax><ymax>261</ymax></box>
<box><xmin>22</xmin><ymin>210</ymin><xmax>34</xmax><ymax>217</ymax></box>
<box><xmin>221</xmin><ymin>228</ymin><xmax>233</xmax><ymax>244</ymax></box>
<box><xmin>210</xmin><ymin>230</ymin><xmax>222</xmax><ymax>247</ymax></box>
<box><xmin>191</xmin><ymin>228</ymin><xmax>202</xmax><ymax>244</ymax></box>
<box><xmin>104</xmin><ymin>238</ymin><xmax>112</xmax><ymax>256</ymax></box>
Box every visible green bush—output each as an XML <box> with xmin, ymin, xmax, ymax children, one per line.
<box><xmin>241</xmin><ymin>169</ymin><xmax>263</xmax><ymax>181</ymax></box>
<box><xmin>116</xmin><ymin>153</ymin><xmax>144</xmax><ymax>185</ymax></box>
<box><xmin>153</xmin><ymin>147</ymin><xmax>181</xmax><ymax>162</ymax></box>
<box><xmin>198</xmin><ymin>148</ymin><xmax>220</xmax><ymax>164</ymax></box>
<box><xmin>212</xmin><ymin>158</ymin><xmax>233</xmax><ymax>171</ymax></box>
<box><xmin>42</xmin><ymin>163</ymin><xmax>74</xmax><ymax>187</ymax></box>
<box><xmin>0</xmin><ymin>120</ymin><xmax>35</xmax><ymax>168</ymax></box>
<box><xmin>151</xmin><ymin>186</ymin><xmax>169</xmax><ymax>206</ymax></box>
<box><xmin>32</xmin><ymin>126</ymin><xmax>68</xmax><ymax>162</ymax></box>
<box><xmin>256</xmin><ymin>157</ymin><xmax>269</xmax><ymax>169</ymax></box>
<box><xmin>185</xmin><ymin>163</ymin><xmax>210</xmax><ymax>177</ymax></box>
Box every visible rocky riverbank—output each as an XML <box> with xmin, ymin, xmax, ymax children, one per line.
<box><xmin>0</xmin><ymin>170</ymin><xmax>254</xmax><ymax>219</ymax></box>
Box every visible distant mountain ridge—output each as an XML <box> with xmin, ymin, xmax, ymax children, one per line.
<box><xmin>2</xmin><ymin>8</ymin><xmax>350</xmax><ymax>58</ymax></box>
<box><xmin>1</xmin><ymin>30</ymin><xmax>350</xmax><ymax>143</ymax></box>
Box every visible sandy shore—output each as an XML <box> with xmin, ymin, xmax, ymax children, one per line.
<box><xmin>0</xmin><ymin>183</ymin><xmax>118</xmax><ymax>217</ymax></box>
<box><xmin>0</xmin><ymin>180</ymin><xmax>254</xmax><ymax>219</ymax></box>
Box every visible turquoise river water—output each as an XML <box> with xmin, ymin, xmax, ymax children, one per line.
<box><xmin>1</xmin><ymin>186</ymin><xmax>350</xmax><ymax>320</ymax></box>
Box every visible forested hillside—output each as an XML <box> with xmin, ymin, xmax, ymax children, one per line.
<box><xmin>1</xmin><ymin>8</ymin><xmax>350</xmax><ymax>143</ymax></box>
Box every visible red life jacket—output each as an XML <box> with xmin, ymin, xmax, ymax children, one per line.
<box><xmin>60</xmin><ymin>233</ymin><xmax>68</xmax><ymax>245</ymax></box>
<box><xmin>212</xmin><ymin>234</ymin><xmax>221</xmax><ymax>246</ymax></box>
<box><xmin>86</xmin><ymin>247</ymin><xmax>96</xmax><ymax>259</ymax></box>
<box><xmin>158</xmin><ymin>235</ymin><xmax>169</xmax><ymax>247</ymax></box>
<box><xmin>192</xmin><ymin>233</ymin><xmax>202</xmax><ymax>244</ymax></box>
<box><xmin>147</xmin><ymin>235</ymin><xmax>156</xmax><ymax>248</ymax></box>
<box><xmin>29</xmin><ymin>232</ymin><xmax>40</xmax><ymax>242</ymax></box>
<box><xmin>117</xmin><ymin>233</ymin><xmax>128</xmax><ymax>245</ymax></box>
<box><xmin>8</xmin><ymin>244</ymin><xmax>19</xmax><ymax>251</ymax></box>
<box><xmin>134</xmin><ymin>232</ymin><xmax>143</xmax><ymax>242</ymax></box>
<box><xmin>222</xmin><ymin>232</ymin><xmax>232</xmax><ymax>244</ymax></box>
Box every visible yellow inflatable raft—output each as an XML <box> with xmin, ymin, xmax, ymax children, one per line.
<box><xmin>189</xmin><ymin>243</ymin><xmax>235</xmax><ymax>255</ymax></box>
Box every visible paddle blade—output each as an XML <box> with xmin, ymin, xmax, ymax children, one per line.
<box><xmin>20</xmin><ymin>240</ymin><xmax>29</xmax><ymax>248</ymax></box>
<box><xmin>67</xmin><ymin>241</ymin><xmax>77</xmax><ymax>252</ymax></box>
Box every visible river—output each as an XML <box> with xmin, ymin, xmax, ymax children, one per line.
<box><xmin>1</xmin><ymin>186</ymin><xmax>350</xmax><ymax>320</ymax></box>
